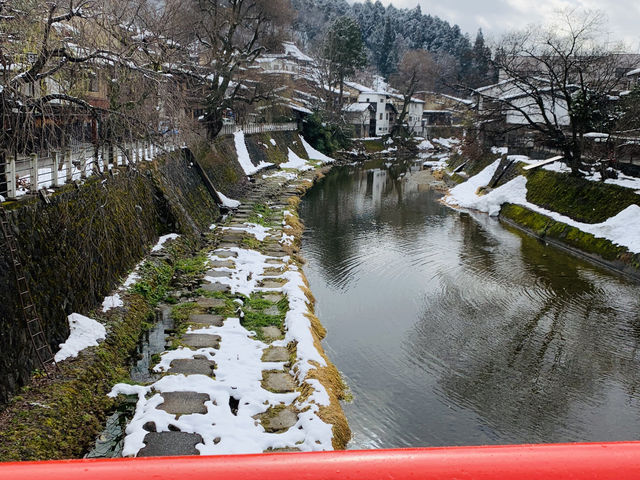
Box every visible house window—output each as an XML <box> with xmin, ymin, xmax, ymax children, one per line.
<box><xmin>386</xmin><ymin>113</ymin><xmax>388</xmax><ymax>120</ymax></box>
<box><xmin>380</xmin><ymin>99</ymin><xmax>383</xmax><ymax>103</ymax></box>
<box><xmin>380</xmin><ymin>113</ymin><xmax>383</xmax><ymax>120</ymax></box>
<box><xmin>366</xmin><ymin>98</ymin><xmax>370</xmax><ymax>102</ymax></box>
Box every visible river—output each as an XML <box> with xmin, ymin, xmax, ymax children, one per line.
<box><xmin>300</xmin><ymin>157</ymin><xmax>640</xmax><ymax>449</ymax></box>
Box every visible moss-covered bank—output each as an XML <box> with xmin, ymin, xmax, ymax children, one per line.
<box><xmin>500</xmin><ymin>203</ymin><xmax>640</xmax><ymax>278</ymax></box>
<box><xmin>0</xmin><ymin>148</ymin><xmax>223</xmax><ymax>407</ymax></box>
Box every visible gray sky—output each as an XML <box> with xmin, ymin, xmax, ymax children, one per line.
<box><xmin>347</xmin><ymin>0</ymin><xmax>640</xmax><ymax>50</ymax></box>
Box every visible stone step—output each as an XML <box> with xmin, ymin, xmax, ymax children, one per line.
<box><xmin>213</xmin><ymin>250</ymin><xmax>237</xmax><ymax>259</ymax></box>
<box><xmin>262</xmin><ymin>371</ymin><xmax>295</xmax><ymax>393</ymax></box>
<box><xmin>204</xmin><ymin>270</ymin><xmax>232</xmax><ymax>279</ymax></box>
<box><xmin>182</xmin><ymin>333</ymin><xmax>221</xmax><ymax>349</ymax></box>
<box><xmin>158</xmin><ymin>391</ymin><xmax>210</xmax><ymax>415</ymax></box>
<box><xmin>199</xmin><ymin>282</ymin><xmax>231</xmax><ymax>294</ymax></box>
<box><xmin>189</xmin><ymin>314</ymin><xmax>225</xmax><ymax>327</ymax></box>
<box><xmin>195</xmin><ymin>297</ymin><xmax>227</xmax><ymax>309</ymax></box>
<box><xmin>260</xmin><ymin>279</ymin><xmax>287</xmax><ymax>289</ymax></box>
<box><xmin>260</xmin><ymin>326</ymin><xmax>283</xmax><ymax>341</ymax></box>
<box><xmin>257</xmin><ymin>406</ymin><xmax>298</xmax><ymax>433</ymax></box>
<box><xmin>263</xmin><ymin>293</ymin><xmax>284</xmax><ymax>303</ymax></box>
<box><xmin>138</xmin><ymin>432</ymin><xmax>203</xmax><ymax>457</ymax></box>
<box><xmin>208</xmin><ymin>260</ymin><xmax>235</xmax><ymax>269</ymax></box>
<box><xmin>168</xmin><ymin>358</ymin><xmax>216</xmax><ymax>376</ymax></box>
<box><xmin>262</xmin><ymin>346</ymin><xmax>289</xmax><ymax>363</ymax></box>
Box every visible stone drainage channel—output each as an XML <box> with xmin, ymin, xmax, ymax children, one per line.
<box><xmin>88</xmin><ymin>169</ymin><xmax>337</xmax><ymax>457</ymax></box>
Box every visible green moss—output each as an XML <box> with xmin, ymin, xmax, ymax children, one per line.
<box><xmin>525</xmin><ymin>169</ymin><xmax>640</xmax><ymax>224</ymax></box>
<box><xmin>500</xmin><ymin>203</ymin><xmax>632</xmax><ymax>263</ymax></box>
<box><xmin>241</xmin><ymin>236</ymin><xmax>262</xmax><ymax>250</ymax></box>
<box><xmin>174</xmin><ymin>254</ymin><xmax>207</xmax><ymax>281</ymax></box>
<box><xmin>0</xmin><ymin>295</ymin><xmax>153</xmax><ymax>461</ymax></box>
<box><xmin>248</xmin><ymin>203</ymin><xmax>274</xmax><ymax>226</ymax></box>
<box><xmin>171</xmin><ymin>302</ymin><xmax>198</xmax><ymax>324</ymax></box>
<box><xmin>242</xmin><ymin>294</ymin><xmax>287</xmax><ymax>341</ymax></box>
<box><xmin>131</xmin><ymin>261</ymin><xmax>173</xmax><ymax>306</ymax></box>
<box><xmin>362</xmin><ymin>139</ymin><xmax>384</xmax><ymax>153</ymax></box>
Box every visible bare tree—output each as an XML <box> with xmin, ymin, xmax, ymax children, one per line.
<box><xmin>160</xmin><ymin>0</ymin><xmax>293</xmax><ymax>139</ymax></box>
<box><xmin>389</xmin><ymin>49</ymin><xmax>436</xmax><ymax>137</ymax></box>
<box><xmin>477</xmin><ymin>10</ymin><xmax>638</xmax><ymax>174</ymax></box>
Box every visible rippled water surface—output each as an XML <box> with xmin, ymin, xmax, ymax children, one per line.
<box><xmin>300</xmin><ymin>158</ymin><xmax>640</xmax><ymax>449</ymax></box>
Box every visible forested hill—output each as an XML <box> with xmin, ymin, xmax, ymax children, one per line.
<box><xmin>290</xmin><ymin>0</ymin><xmax>491</xmax><ymax>86</ymax></box>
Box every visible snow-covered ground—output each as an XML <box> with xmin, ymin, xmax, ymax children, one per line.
<box><xmin>280</xmin><ymin>148</ymin><xmax>314</xmax><ymax>171</ymax></box>
<box><xmin>446</xmin><ymin>159</ymin><xmax>640</xmax><ymax>254</ymax></box>
<box><xmin>55</xmin><ymin>313</ymin><xmax>106</xmax><ymax>362</ymax></box>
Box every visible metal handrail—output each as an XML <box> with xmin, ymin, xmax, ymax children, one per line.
<box><xmin>2</xmin><ymin>443</ymin><xmax>640</xmax><ymax>480</ymax></box>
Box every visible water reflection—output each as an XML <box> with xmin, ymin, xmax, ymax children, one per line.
<box><xmin>301</xmin><ymin>160</ymin><xmax>640</xmax><ymax>449</ymax></box>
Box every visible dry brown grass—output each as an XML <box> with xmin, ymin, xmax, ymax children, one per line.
<box><xmin>279</xmin><ymin>165</ymin><xmax>352</xmax><ymax>450</ymax></box>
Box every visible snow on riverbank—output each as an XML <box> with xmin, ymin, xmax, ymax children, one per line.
<box><xmin>234</xmin><ymin>131</ymin><xmax>273</xmax><ymax>175</ymax></box>
<box><xmin>55</xmin><ymin>313</ymin><xmax>106</xmax><ymax>362</ymax></box>
<box><xmin>446</xmin><ymin>160</ymin><xmax>640</xmax><ymax>254</ymax></box>
<box><xmin>281</xmin><ymin>148</ymin><xmax>314</xmax><ymax>171</ymax></box>
<box><xmin>301</xmin><ymin>137</ymin><xmax>334</xmax><ymax>163</ymax></box>
<box><xmin>110</xmin><ymin>244</ymin><xmax>334</xmax><ymax>456</ymax></box>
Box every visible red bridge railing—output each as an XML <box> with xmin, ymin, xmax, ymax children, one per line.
<box><xmin>2</xmin><ymin>443</ymin><xmax>640</xmax><ymax>480</ymax></box>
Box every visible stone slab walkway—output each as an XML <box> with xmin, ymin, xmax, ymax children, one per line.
<box><xmin>109</xmin><ymin>166</ymin><xmax>341</xmax><ymax>457</ymax></box>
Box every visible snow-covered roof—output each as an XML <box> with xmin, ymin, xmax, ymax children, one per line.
<box><xmin>343</xmin><ymin>103</ymin><xmax>373</xmax><ymax>113</ymax></box>
<box><xmin>344</xmin><ymin>81</ymin><xmax>375</xmax><ymax>93</ymax></box>
<box><xmin>440</xmin><ymin>93</ymin><xmax>474</xmax><ymax>106</ymax></box>
<box><xmin>627</xmin><ymin>67</ymin><xmax>640</xmax><ymax>76</ymax></box>
<box><xmin>283</xmin><ymin>42</ymin><xmax>314</xmax><ymax>63</ymax></box>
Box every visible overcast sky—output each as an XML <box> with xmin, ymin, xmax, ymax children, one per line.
<box><xmin>347</xmin><ymin>0</ymin><xmax>640</xmax><ymax>50</ymax></box>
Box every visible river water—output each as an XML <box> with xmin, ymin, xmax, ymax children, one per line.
<box><xmin>300</xmin><ymin>157</ymin><xmax>640</xmax><ymax>449</ymax></box>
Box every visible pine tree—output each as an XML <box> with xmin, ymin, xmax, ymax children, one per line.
<box><xmin>323</xmin><ymin>16</ymin><xmax>367</xmax><ymax>108</ymax></box>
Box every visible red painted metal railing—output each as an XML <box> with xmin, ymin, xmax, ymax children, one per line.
<box><xmin>2</xmin><ymin>443</ymin><xmax>640</xmax><ymax>480</ymax></box>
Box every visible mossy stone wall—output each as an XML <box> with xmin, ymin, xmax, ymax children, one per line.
<box><xmin>192</xmin><ymin>137</ymin><xmax>248</xmax><ymax>199</ymax></box>
<box><xmin>0</xmin><ymin>149</ymin><xmax>225</xmax><ymax>406</ymax></box>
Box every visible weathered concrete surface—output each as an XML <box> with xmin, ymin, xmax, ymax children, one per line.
<box><xmin>258</xmin><ymin>407</ymin><xmax>298</xmax><ymax>432</ymax></box>
<box><xmin>138</xmin><ymin>432</ymin><xmax>203</xmax><ymax>457</ymax></box>
<box><xmin>158</xmin><ymin>392</ymin><xmax>210</xmax><ymax>415</ymax></box>
<box><xmin>195</xmin><ymin>297</ymin><xmax>226</xmax><ymax>309</ymax></box>
<box><xmin>260</xmin><ymin>326</ymin><xmax>283</xmax><ymax>340</ymax></box>
<box><xmin>182</xmin><ymin>334</ymin><xmax>221</xmax><ymax>349</ymax></box>
<box><xmin>168</xmin><ymin>358</ymin><xmax>216</xmax><ymax>376</ymax></box>
<box><xmin>188</xmin><ymin>314</ymin><xmax>225</xmax><ymax>327</ymax></box>
<box><xmin>199</xmin><ymin>282</ymin><xmax>231</xmax><ymax>294</ymax></box>
<box><xmin>263</xmin><ymin>371</ymin><xmax>296</xmax><ymax>393</ymax></box>
<box><xmin>262</xmin><ymin>346</ymin><xmax>290</xmax><ymax>362</ymax></box>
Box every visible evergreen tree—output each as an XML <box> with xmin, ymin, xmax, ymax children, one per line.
<box><xmin>323</xmin><ymin>16</ymin><xmax>367</xmax><ymax>108</ymax></box>
<box><xmin>471</xmin><ymin>29</ymin><xmax>493</xmax><ymax>87</ymax></box>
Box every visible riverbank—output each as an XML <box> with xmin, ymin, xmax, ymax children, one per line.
<box><xmin>0</xmin><ymin>133</ymin><xmax>350</xmax><ymax>460</ymax></box>
<box><xmin>440</xmin><ymin>153</ymin><xmax>640</xmax><ymax>280</ymax></box>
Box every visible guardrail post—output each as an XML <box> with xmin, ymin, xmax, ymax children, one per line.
<box><xmin>80</xmin><ymin>148</ymin><xmax>87</xmax><ymax>179</ymax></box>
<box><xmin>6</xmin><ymin>153</ymin><xmax>16</xmax><ymax>199</ymax></box>
<box><xmin>52</xmin><ymin>152</ymin><xmax>60</xmax><ymax>188</ymax></box>
<box><xmin>30</xmin><ymin>153</ymin><xmax>38</xmax><ymax>194</ymax></box>
<box><xmin>65</xmin><ymin>150</ymin><xmax>72</xmax><ymax>182</ymax></box>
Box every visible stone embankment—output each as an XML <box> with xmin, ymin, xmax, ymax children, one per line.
<box><xmin>108</xmin><ymin>168</ymin><xmax>350</xmax><ymax>456</ymax></box>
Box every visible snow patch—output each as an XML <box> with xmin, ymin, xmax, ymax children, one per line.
<box><xmin>301</xmin><ymin>137</ymin><xmax>334</xmax><ymax>163</ymax></box>
<box><xmin>55</xmin><ymin>313</ymin><xmax>106</xmax><ymax>362</ymax></box>
<box><xmin>102</xmin><ymin>293</ymin><xmax>123</xmax><ymax>312</ymax></box>
<box><xmin>151</xmin><ymin>233</ymin><xmax>180</xmax><ymax>252</ymax></box>
<box><xmin>446</xmin><ymin>161</ymin><xmax>640</xmax><ymax>253</ymax></box>
<box><xmin>281</xmin><ymin>149</ymin><xmax>313</xmax><ymax>171</ymax></box>
<box><xmin>218</xmin><ymin>191</ymin><xmax>241</xmax><ymax>208</ymax></box>
<box><xmin>234</xmin><ymin>131</ymin><xmax>273</xmax><ymax>175</ymax></box>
